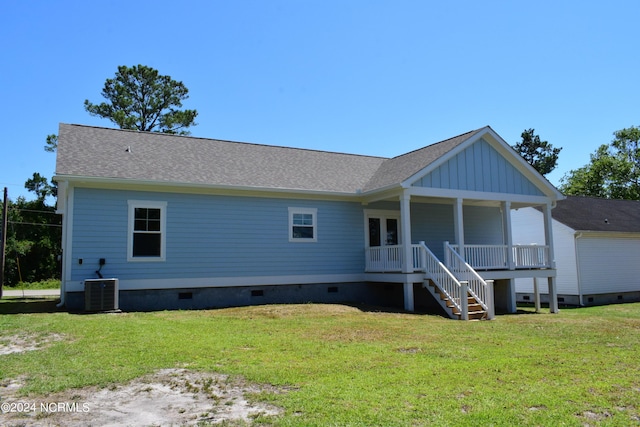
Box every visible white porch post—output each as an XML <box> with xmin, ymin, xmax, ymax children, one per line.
<box><xmin>533</xmin><ymin>277</ymin><xmax>541</xmax><ymax>313</ymax></box>
<box><xmin>543</xmin><ymin>202</ymin><xmax>559</xmax><ymax>313</ymax></box>
<box><xmin>453</xmin><ymin>198</ymin><xmax>465</xmax><ymax>260</ymax></box>
<box><xmin>548</xmin><ymin>277</ymin><xmax>559</xmax><ymax>313</ymax></box>
<box><xmin>502</xmin><ymin>201</ymin><xmax>514</xmax><ymax>270</ymax></box>
<box><xmin>497</xmin><ymin>202</ymin><xmax>515</xmax><ymax>315</ymax></box>
<box><xmin>486</xmin><ymin>280</ymin><xmax>495</xmax><ymax>320</ymax></box>
<box><xmin>400</xmin><ymin>192</ymin><xmax>413</xmax><ymax>274</ymax></box>
<box><xmin>403</xmin><ymin>280</ymin><xmax>414</xmax><ymax>312</ymax></box>
<box><xmin>506</xmin><ymin>279</ymin><xmax>517</xmax><ymax>313</ymax></box>
<box><xmin>400</xmin><ymin>192</ymin><xmax>414</xmax><ymax>311</ymax></box>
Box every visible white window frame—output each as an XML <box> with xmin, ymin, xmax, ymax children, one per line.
<box><xmin>288</xmin><ymin>207</ymin><xmax>317</xmax><ymax>242</ymax></box>
<box><xmin>127</xmin><ymin>200</ymin><xmax>167</xmax><ymax>262</ymax></box>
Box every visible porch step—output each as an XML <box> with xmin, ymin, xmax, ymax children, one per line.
<box><xmin>425</xmin><ymin>280</ymin><xmax>488</xmax><ymax>321</ymax></box>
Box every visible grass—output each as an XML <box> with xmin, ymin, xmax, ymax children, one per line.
<box><xmin>0</xmin><ymin>301</ymin><xmax>639</xmax><ymax>426</ymax></box>
<box><xmin>4</xmin><ymin>279</ymin><xmax>61</xmax><ymax>290</ymax></box>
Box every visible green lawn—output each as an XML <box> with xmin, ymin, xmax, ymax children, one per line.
<box><xmin>1</xmin><ymin>301</ymin><xmax>639</xmax><ymax>426</ymax></box>
<box><xmin>3</xmin><ymin>279</ymin><xmax>61</xmax><ymax>290</ymax></box>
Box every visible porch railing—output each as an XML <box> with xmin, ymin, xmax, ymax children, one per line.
<box><xmin>449</xmin><ymin>244</ymin><xmax>550</xmax><ymax>270</ymax></box>
<box><xmin>417</xmin><ymin>242</ymin><xmax>465</xmax><ymax>317</ymax></box>
<box><xmin>458</xmin><ymin>244</ymin><xmax>508</xmax><ymax>269</ymax></box>
<box><xmin>365</xmin><ymin>243</ymin><xmax>551</xmax><ymax>273</ymax></box>
<box><xmin>444</xmin><ymin>242</ymin><xmax>494</xmax><ymax>318</ymax></box>
<box><xmin>365</xmin><ymin>245</ymin><xmax>403</xmax><ymax>272</ymax></box>
<box><xmin>366</xmin><ymin>242</ymin><xmax>495</xmax><ymax>320</ymax></box>
<box><xmin>365</xmin><ymin>244</ymin><xmax>425</xmax><ymax>272</ymax></box>
<box><xmin>513</xmin><ymin>245</ymin><xmax>550</xmax><ymax>268</ymax></box>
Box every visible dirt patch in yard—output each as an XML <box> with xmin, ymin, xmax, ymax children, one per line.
<box><xmin>0</xmin><ymin>333</ymin><xmax>65</xmax><ymax>356</ymax></box>
<box><xmin>0</xmin><ymin>333</ymin><xmax>284</xmax><ymax>425</ymax></box>
<box><xmin>0</xmin><ymin>369</ymin><xmax>282</xmax><ymax>427</ymax></box>
<box><xmin>1</xmin><ymin>369</ymin><xmax>284</xmax><ymax>426</ymax></box>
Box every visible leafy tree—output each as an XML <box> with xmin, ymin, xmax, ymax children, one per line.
<box><xmin>44</xmin><ymin>134</ymin><xmax>58</xmax><ymax>153</ymax></box>
<box><xmin>512</xmin><ymin>129</ymin><xmax>562</xmax><ymax>175</ymax></box>
<box><xmin>84</xmin><ymin>64</ymin><xmax>198</xmax><ymax>134</ymax></box>
<box><xmin>1</xmin><ymin>194</ymin><xmax>61</xmax><ymax>285</ymax></box>
<box><xmin>25</xmin><ymin>172</ymin><xmax>56</xmax><ymax>201</ymax></box>
<box><xmin>8</xmin><ymin>64</ymin><xmax>198</xmax><ymax>285</ymax></box>
<box><xmin>560</xmin><ymin>126</ymin><xmax>640</xmax><ymax>199</ymax></box>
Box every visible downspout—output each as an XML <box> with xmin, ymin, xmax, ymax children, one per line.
<box><xmin>55</xmin><ymin>181</ymin><xmax>69</xmax><ymax>308</ymax></box>
<box><xmin>575</xmin><ymin>232</ymin><xmax>584</xmax><ymax>306</ymax></box>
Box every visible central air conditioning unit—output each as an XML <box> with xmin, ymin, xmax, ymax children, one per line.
<box><xmin>84</xmin><ymin>278</ymin><xmax>119</xmax><ymax>312</ymax></box>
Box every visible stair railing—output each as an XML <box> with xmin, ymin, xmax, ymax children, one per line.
<box><xmin>444</xmin><ymin>242</ymin><xmax>494</xmax><ymax>319</ymax></box>
<box><xmin>417</xmin><ymin>241</ymin><xmax>464</xmax><ymax>315</ymax></box>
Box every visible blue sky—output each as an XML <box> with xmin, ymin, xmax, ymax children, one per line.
<box><xmin>2</xmin><ymin>0</ymin><xmax>639</xmax><ymax>200</ymax></box>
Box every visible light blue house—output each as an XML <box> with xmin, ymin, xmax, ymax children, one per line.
<box><xmin>54</xmin><ymin>124</ymin><xmax>564</xmax><ymax>319</ymax></box>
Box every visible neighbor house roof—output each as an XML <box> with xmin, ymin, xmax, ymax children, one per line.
<box><xmin>57</xmin><ymin>123</ymin><xmax>540</xmax><ymax>197</ymax></box>
<box><xmin>551</xmin><ymin>196</ymin><xmax>640</xmax><ymax>233</ymax></box>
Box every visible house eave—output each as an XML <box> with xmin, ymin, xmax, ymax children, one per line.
<box><xmin>53</xmin><ymin>175</ymin><xmax>362</xmax><ymax>200</ymax></box>
<box><xmin>574</xmin><ymin>230</ymin><xmax>640</xmax><ymax>239</ymax></box>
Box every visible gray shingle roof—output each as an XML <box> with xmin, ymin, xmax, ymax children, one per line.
<box><xmin>56</xmin><ymin>124</ymin><xmax>386</xmax><ymax>194</ymax></box>
<box><xmin>551</xmin><ymin>196</ymin><xmax>640</xmax><ymax>232</ymax></box>
<box><xmin>362</xmin><ymin>128</ymin><xmax>484</xmax><ymax>191</ymax></box>
<box><xmin>55</xmin><ymin>124</ymin><xmax>488</xmax><ymax>195</ymax></box>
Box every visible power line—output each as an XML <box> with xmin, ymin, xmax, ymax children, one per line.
<box><xmin>8</xmin><ymin>221</ymin><xmax>62</xmax><ymax>228</ymax></box>
<box><xmin>10</xmin><ymin>208</ymin><xmax>60</xmax><ymax>215</ymax></box>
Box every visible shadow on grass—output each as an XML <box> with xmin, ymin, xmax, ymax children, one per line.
<box><xmin>497</xmin><ymin>303</ymin><xmax>583</xmax><ymax>316</ymax></box>
<box><xmin>345</xmin><ymin>302</ymin><xmax>452</xmax><ymax>318</ymax></box>
<box><xmin>0</xmin><ymin>297</ymin><xmax>64</xmax><ymax>315</ymax></box>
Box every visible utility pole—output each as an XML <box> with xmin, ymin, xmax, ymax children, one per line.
<box><xmin>0</xmin><ymin>187</ymin><xmax>8</xmax><ymax>298</ymax></box>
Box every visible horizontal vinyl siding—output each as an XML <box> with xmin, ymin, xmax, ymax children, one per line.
<box><xmin>368</xmin><ymin>202</ymin><xmax>503</xmax><ymax>260</ymax></box>
<box><xmin>577</xmin><ymin>236</ymin><xmax>640</xmax><ymax>295</ymax></box>
<box><xmin>512</xmin><ymin>208</ymin><xmax>579</xmax><ymax>295</ymax></box>
<box><xmin>413</xmin><ymin>138</ymin><xmax>544</xmax><ymax>196</ymax></box>
<box><xmin>410</xmin><ymin>203</ymin><xmax>456</xmax><ymax>260</ymax></box>
<box><xmin>463</xmin><ymin>206</ymin><xmax>503</xmax><ymax>245</ymax></box>
<box><xmin>70</xmin><ymin>188</ymin><xmax>365</xmax><ymax>283</ymax></box>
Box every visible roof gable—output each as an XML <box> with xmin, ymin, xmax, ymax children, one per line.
<box><xmin>411</xmin><ymin>137</ymin><xmax>544</xmax><ymax>196</ymax></box>
<box><xmin>550</xmin><ymin>196</ymin><xmax>640</xmax><ymax>232</ymax></box>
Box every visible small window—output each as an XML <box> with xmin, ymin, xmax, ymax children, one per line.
<box><xmin>128</xmin><ymin>200</ymin><xmax>167</xmax><ymax>261</ymax></box>
<box><xmin>288</xmin><ymin>207</ymin><xmax>317</xmax><ymax>242</ymax></box>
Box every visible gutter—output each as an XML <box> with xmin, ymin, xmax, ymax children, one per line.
<box><xmin>55</xmin><ymin>181</ymin><xmax>69</xmax><ymax>308</ymax></box>
<box><xmin>56</xmin><ymin>289</ymin><xmax>65</xmax><ymax>308</ymax></box>
<box><xmin>53</xmin><ymin>175</ymin><xmax>361</xmax><ymax>200</ymax></box>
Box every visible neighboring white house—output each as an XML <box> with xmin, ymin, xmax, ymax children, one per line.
<box><xmin>513</xmin><ymin>196</ymin><xmax>640</xmax><ymax>306</ymax></box>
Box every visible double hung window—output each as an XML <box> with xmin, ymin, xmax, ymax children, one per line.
<box><xmin>128</xmin><ymin>200</ymin><xmax>167</xmax><ymax>261</ymax></box>
<box><xmin>288</xmin><ymin>207</ymin><xmax>317</xmax><ymax>242</ymax></box>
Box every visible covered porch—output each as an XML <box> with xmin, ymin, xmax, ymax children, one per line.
<box><xmin>362</xmin><ymin>191</ymin><xmax>559</xmax><ymax>318</ymax></box>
